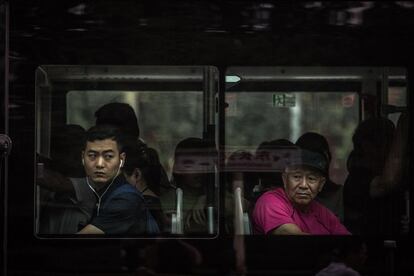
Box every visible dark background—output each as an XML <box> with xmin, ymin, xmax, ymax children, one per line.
<box><xmin>2</xmin><ymin>1</ymin><xmax>414</xmax><ymax>275</ymax></box>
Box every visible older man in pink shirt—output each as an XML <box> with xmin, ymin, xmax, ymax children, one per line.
<box><xmin>253</xmin><ymin>148</ymin><xmax>350</xmax><ymax>235</ymax></box>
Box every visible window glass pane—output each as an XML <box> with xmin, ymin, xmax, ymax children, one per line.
<box><xmin>388</xmin><ymin>86</ymin><xmax>407</xmax><ymax>125</ymax></box>
<box><xmin>225</xmin><ymin>91</ymin><xmax>359</xmax><ymax>186</ymax></box>
<box><xmin>67</xmin><ymin>90</ymin><xmax>203</xmax><ymax>177</ymax></box>
<box><xmin>224</xmin><ymin>67</ymin><xmax>362</xmax><ymax>236</ymax></box>
<box><xmin>388</xmin><ymin>86</ymin><xmax>407</xmax><ymax>107</ymax></box>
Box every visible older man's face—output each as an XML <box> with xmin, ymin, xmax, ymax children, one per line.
<box><xmin>282</xmin><ymin>165</ymin><xmax>325</xmax><ymax>210</ymax></box>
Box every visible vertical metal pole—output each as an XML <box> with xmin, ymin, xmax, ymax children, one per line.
<box><xmin>203</xmin><ymin>67</ymin><xmax>216</xmax><ymax>235</ymax></box>
<box><xmin>3</xmin><ymin>1</ymin><xmax>8</xmax><ymax>136</ymax></box>
<box><xmin>176</xmin><ymin>188</ymin><xmax>183</xmax><ymax>234</ymax></box>
<box><xmin>380</xmin><ymin>68</ymin><xmax>389</xmax><ymax>117</ymax></box>
<box><xmin>289</xmin><ymin>94</ymin><xmax>301</xmax><ymax>142</ymax></box>
<box><xmin>384</xmin><ymin>240</ymin><xmax>397</xmax><ymax>276</ymax></box>
<box><xmin>1</xmin><ymin>1</ymin><xmax>10</xmax><ymax>276</ymax></box>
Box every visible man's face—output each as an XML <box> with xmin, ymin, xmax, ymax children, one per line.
<box><xmin>82</xmin><ymin>138</ymin><xmax>125</xmax><ymax>187</ymax></box>
<box><xmin>180</xmin><ymin>173</ymin><xmax>204</xmax><ymax>189</ymax></box>
<box><xmin>282</xmin><ymin>166</ymin><xmax>325</xmax><ymax>210</ymax></box>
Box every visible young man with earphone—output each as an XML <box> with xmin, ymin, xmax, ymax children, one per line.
<box><xmin>77</xmin><ymin>124</ymin><xmax>153</xmax><ymax>234</ymax></box>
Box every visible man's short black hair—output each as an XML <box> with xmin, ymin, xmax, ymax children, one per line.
<box><xmin>84</xmin><ymin>124</ymin><xmax>126</xmax><ymax>152</ymax></box>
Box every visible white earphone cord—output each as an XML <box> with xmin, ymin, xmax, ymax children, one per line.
<box><xmin>85</xmin><ymin>163</ymin><xmax>122</xmax><ymax>216</ymax></box>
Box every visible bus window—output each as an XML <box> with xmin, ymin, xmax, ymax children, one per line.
<box><xmin>225</xmin><ymin>67</ymin><xmax>361</xmax><ymax>187</ymax></box>
<box><xmin>35</xmin><ymin>65</ymin><xmax>219</xmax><ymax>238</ymax></box>
<box><xmin>224</xmin><ymin>66</ymin><xmax>410</xmax><ymax>236</ymax></box>
<box><xmin>224</xmin><ymin>67</ymin><xmax>366</xmax><ymax>235</ymax></box>
<box><xmin>387</xmin><ymin>86</ymin><xmax>407</xmax><ymax>124</ymax></box>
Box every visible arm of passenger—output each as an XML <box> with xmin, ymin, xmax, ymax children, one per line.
<box><xmin>77</xmin><ymin>224</ymin><xmax>105</xmax><ymax>234</ymax></box>
<box><xmin>253</xmin><ymin>191</ymin><xmax>302</xmax><ymax>234</ymax></box>
<box><xmin>186</xmin><ymin>194</ymin><xmax>207</xmax><ymax>227</ymax></box>
<box><xmin>370</xmin><ymin>111</ymin><xmax>408</xmax><ymax>198</ymax></box>
<box><xmin>37</xmin><ymin>167</ymin><xmax>75</xmax><ymax>194</ymax></box>
<box><xmin>270</xmin><ymin>223</ymin><xmax>310</xmax><ymax>235</ymax></box>
<box><xmin>90</xmin><ymin>192</ymin><xmax>144</xmax><ymax>234</ymax></box>
<box><xmin>323</xmin><ymin>208</ymin><xmax>351</xmax><ymax>235</ymax></box>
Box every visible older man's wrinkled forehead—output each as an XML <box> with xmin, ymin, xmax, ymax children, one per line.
<box><xmin>284</xmin><ymin>164</ymin><xmax>325</xmax><ymax>177</ymax></box>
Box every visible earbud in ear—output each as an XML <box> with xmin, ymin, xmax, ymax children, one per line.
<box><xmin>82</xmin><ymin>158</ymin><xmax>85</xmax><ymax>165</ymax></box>
<box><xmin>120</xmin><ymin>159</ymin><xmax>124</xmax><ymax>168</ymax></box>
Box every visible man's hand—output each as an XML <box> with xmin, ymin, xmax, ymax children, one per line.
<box><xmin>37</xmin><ymin>167</ymin><xmax>75</xmax><ymax>194</ymax></box>
<box><xmin>186</xmin><ymin>195</ymin><xmax>207</xmax><ymax>228</ymax></box>
<box><xmin>77</xmin><ymin>224</ymin><xmax>105</xmax><ymax>234</ymax></box>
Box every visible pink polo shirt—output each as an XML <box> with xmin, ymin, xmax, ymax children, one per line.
<box><xmin>253</xmin><ymin>188</ymin><xmax>350</xmax><ymax>235</ymax></box>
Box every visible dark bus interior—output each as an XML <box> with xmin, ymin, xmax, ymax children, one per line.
<box><xmin>1</xmin><ymin>1</ymin><xmax>414</xmax><ymax>275</ymax></box>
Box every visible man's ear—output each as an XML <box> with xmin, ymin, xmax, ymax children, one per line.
<box><xmin>282</xmin><ymin>172</ymin><xmax>288</xmax><ymax>189</ymax></box>
<box><xmin>81</xmin><ymin>151</ymin><xmax>85</xmax><ymax>165</ymax></box>
<box><xmin>134</xmin><ymin>168</ymin><xmax>143</xmax><ymax>181</ymax></box>
<box><xmin>120</xmin><ymin>152</ymin><xmax>126</xmax><ymax>167</ymax></box>
<box><xmin>318</xmin><ymin>177</ymin><xmax>326</xmax><ymax>192</ymax></box>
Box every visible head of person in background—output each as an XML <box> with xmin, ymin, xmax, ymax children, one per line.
<box><xmin>255</xmin><ymin>139</ymin><xmax>295</xmax><ymax>193</ymax></box>
<box><xmin>95</xmin><ymin>102</ymin><xmax>140</xmax><ymax>139</ymax></box>
<box><xmin>296</xmin><ymin>132</ymin><xmax>331</xmax><ymax>171</ymax></box>
<box><xmin>122</xmin><ymin>141</ymin><xmax>168</xmax><ymax>232</ymax></box>
<box><xmin>170</xmin><ymin>137</ymin><xmax>217</xmax><ymax>233</ymax></box>
<box><xmin>81</xmin><ymin>124</ymin><xmax>126</xmax><ymax>191</ymax></box>
<box><xmin>172</xmin><ymin>137</ymin><xmax>215</xmax><ymax>194</ymax></box>
<box><xmin>348</xmin><ymin>117</ymin><xmax>395</xmax><ymax>174</ymax></box>
<box><xmin>122</xmin><ymin>141</ymin><xmax>162</xmax><ymax>196</ymax></box>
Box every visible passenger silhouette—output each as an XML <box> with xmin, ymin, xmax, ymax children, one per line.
<box><xmin>49</xmin><ymin>124</ymin><xmax>86</xmax><ymax>178</ymax></box>
<box><xmin>368</xmin><ymin>111</ymin><xmax>409</xmax><ymax>235</ymax></box>
<box><xmin>224</xmin><ymin>149</ymin><xmax>255</xmax><ymax>234</ymax></box>
<box><xmin>343</xmin><ymin>117</ymin><xmax>395</xmax><ymax>235</ymax></box>
<box><xmin>255</xmin><ymin>139</ymin><xmax>295</xmax><ymax>194</ymax></box>
<box><xmin>370</xmin><ymin>111</ymin><xmax>408</xmax><ymax>196</ymax></box>
<box><xmin>122</xmin><ymin>140</ymin><xmax>168</xmax><ymax>233</ymax></box>
<box><xmin>161</xmin><ymin>137</ymin><xmax>216</xmax><ymax>234</ymax></box>
<box><xmin>95</xmin><ymin>102</ymin><xmax>140</xmax><ymax>139</ymax></box>
<box><xmin>38</xmin><ymin>124</ymin><xmax>94</xmax><ymax>234</ymax></box>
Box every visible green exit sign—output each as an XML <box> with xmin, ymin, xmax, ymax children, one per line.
<box><xmin>272</xmin><ymin>93</ymin><xmax>296</xmax><ymax>107</ymax></box>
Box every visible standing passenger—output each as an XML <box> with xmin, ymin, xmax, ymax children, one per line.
<box><xmin>343</xmin><ymin>117</ymin><xmax>395</xmax><ymax>235</ymax></box>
